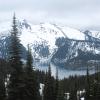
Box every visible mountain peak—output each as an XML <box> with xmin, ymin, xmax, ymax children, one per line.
<box><xmin>0</xmin><ymin>20</ymin><xmax>100</xmax><ymax>69</ymax></box>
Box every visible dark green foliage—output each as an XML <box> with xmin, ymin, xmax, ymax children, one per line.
<box><xmin>85</xmin><ymin>66</ymin><xmax>91</xmax><ymax>100</ymax></box>
<box><xmin>85</xmin><ymin>64</ymin><xmax>100</xmax><ymax>100</ymax></box>
<box><xmin>0</xmin><ymin>59</ymin><xmax>7</xmax><ymax>100</ymax></box>
<box><xmin>0</xmin><ymin>35</ymin><xmax>27</xmax><ymax>60</ymax></box>
<box><xmin>23</xmin><ymin>71</ymin><xmax>40</xmax><ymax>100</ymax></box>
<box><xmin>0</xmin><ymin>79</ymin><xmax>6</xmax><ymax>100</ymax></box>
<box><xmin>35</xmin><ymin>70</ymin><xmax>45</xmax><ymax>83</ymax></box>
<box><xmin>8</xmin><ymin>14</ymin><xmax>23</xmax><ymax>72</ymax></box>
<box><xmin>7</xmin><ymin>14</ymin><xmax>41</xmax><ymax>100</ymax></box>
<box><xmin>7</xmin><ymin>14</ymin><xmax>25</xmax><ymax>100</ymax></box>
<box><xmin>44</xmin><ymin>65</ymin><xmax>55</xmax><ymax>100</ymax></box>
<box><xmin>26</xmin><ymin>44</ymin><xmax>33</xmax><ymax>73</ymax></box>
<box><xmin>69</xmin><ymin>81</ymin><xmax>77</xmax><ymax>100</ymax></box>
<box><xmin>57</xmin><ymin>81</ymin><xmax>64</xmax><ymax>100</ymax></box>
<box><xmin>85</xmin><ymin>79</ymin><xmax>100</xmax><ymax>100</ymax></box>
<box><xmin>89</xmin><ymin>80</ymin><xmax>100</xmax><ymax>100</ymax></box>
<box><xmin>54</xmin><ymin>68</ymin><xmax>59</xmax><ymax>100</ymax></box>
<box><xmin>24</xmin><ymin>45</ymin><xmax>40</xmax><ymax>100</ymax></box>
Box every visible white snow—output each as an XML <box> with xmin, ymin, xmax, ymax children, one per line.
<box><xmin>80</xmin><ymin>97</ymin><xmax>85</xmax><ymax>100</ymax></box>
<box><xmin>54</xmin><ymin>24</ymin><xmax>85</xmax><ymax>40</ymax></box>
<box><xmin>0</xmin><ymin>20</ymin><xmax>86</xmax><ymax>49</ymax></box>
<box><xmin>19</xmin><ymin>22</ymin><xmax>86</xmax><ymax>52</ymax></box>
<box><xmin>39</xmin><ymin>83</ymin><xmax>44</xmax><ymax>96</ymax></box>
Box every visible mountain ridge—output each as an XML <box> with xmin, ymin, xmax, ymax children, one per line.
<box><xmin>0</xmin><ymin>19</ymin><xmax>100</xmax><ymax>69</ymax></box>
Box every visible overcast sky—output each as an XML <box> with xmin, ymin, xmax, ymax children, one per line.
<box><xmin>0</xmin><ymin>0</ymin><xmax>100</xmax><ymax>30</ymax></box>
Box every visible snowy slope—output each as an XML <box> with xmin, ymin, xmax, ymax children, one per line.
<box><xmin>0</xmin><ymin>19</ymin><xmax>85</xmax><ymax>46</ymax></box>
<box><xmin>19</xmin><ymin>20</ymin><xmax>85</xmax><ymax>49</ymax></box>
<box><xmin>18</xmin><ymin>20</ymin><xmax>86</xmax><ymax>61</ymax></box>
<box><xmin>0</xmin><ymin>19</ymin><xmax>100</xmax><ymax>68</ymax></box>
<box><xmin>20</xmin><ymin>22</ymin><xmax>66</xmax><ymax>49</ymax></box>
<box><xmin>53</xmin><ymin>24</ymin><xmax>85</xmax><ymax>40</ymax></box>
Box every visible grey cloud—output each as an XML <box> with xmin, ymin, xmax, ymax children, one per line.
<box><xmin>0</xmin><ymin>0</ymin><xmax>100</xmax><ymax>30</ymax></box>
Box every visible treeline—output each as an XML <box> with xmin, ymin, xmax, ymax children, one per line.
<box><xmin>0</xmin><ymin>14</ymin><xmax>100</xmax><ymax>100</ymax></box>
<box><xmin>36</xmin><ymin>67</ymin><xmax>100</xmax><ymax>100</ymax></box>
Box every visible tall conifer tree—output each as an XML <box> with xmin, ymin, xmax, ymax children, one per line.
<box><xmin>24</xmin><ymin>44</ymin><xmax>40</xmax><ymax>100</ymax></box>
<box><xmin>7</xmin><ymin>14</ymin><xmax>25</xmax><ymax>100</ymax></box>
<box><xmin>0</xmin><ymin>59</ymin><xmax>6</xmax><ymax>100</ymax></box>
<box><xmin>44</xmin><ymin>65</ymin><xmax>55</xmax><ymax>100</ymax></box>
<box><xmin>54</xmin><ymin>67</ymin><xmax>59</xmax><ymax>100</ymax></box>
<box><xmin>85</xmin><ymin>65</ymin><xmax>91</xmax><ymax>100</ymax></box>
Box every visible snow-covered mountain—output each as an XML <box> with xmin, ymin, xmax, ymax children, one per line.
<box><xmin>0</xmin><ymin>19</ymin><xmax>100</xmax><ymax>69</ymax></box>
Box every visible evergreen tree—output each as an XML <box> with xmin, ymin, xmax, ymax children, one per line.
<box><xmin>89</xmin><ymin>79</ymin><xmax>100</xmax><ymax>100</ymax></box>
<box><xmin>26</xmin><ymin>44</ymin><xmax>33</xmax><ymax>73</ymax></box>
<box><xmin>0</xmin><ymin>78</ymin><xmax>6</xmax><ymax>100</ymax></box>
<box><xmin>0</xmin><ymin>59</ymin><xmax>6</xmax><ymax>100</ymax></box>
<box><xmin>7</xmin><ymin>14</ymin><xmax>25</xmax><ymax>100</ymax></box>
<box><xmin>85</xmin><ymin>66</ymin><xmax>91</xmax><ymax>100</ymax></box>
<box><xmin>24</xmin><ymin>44</ymin><xmax>40</xmax><ymax>100</ymax></box>
<box><xmin>85</xmin><ymin>64</ymin><xmax>100</xmax><ymax>100</ymax></box>
<box><xmin>57</xmin><ymin>82</ymin><xmax>64</xmax><ymax>100</ymax></box>
<box><xmin>44</xmin><ymin>65</ymin><xmax>55</xmax><ymax>100</ymax></box>
<box><xmin>69</xmin><ymin>81</ymin><xmax>77</xmax><ymax>100</ymax></box>
<box><xmin>8</xmin><ymin>14</ymin><xmax>22</xmax><ymax>71</ymax></box>
<box><xmin>54</xmin><ymin>67</ymin><xmax>59</xmax><ymax>100</ymax></box>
